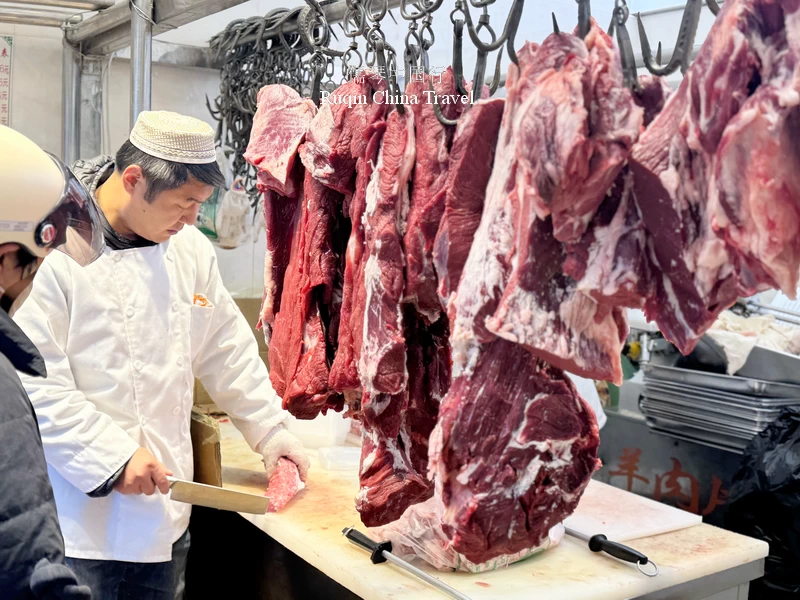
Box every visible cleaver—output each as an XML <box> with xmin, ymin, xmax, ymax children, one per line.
<box><xmin>166</xmin><ymin>477</ymin><xmax>269</xmax><ymax>514</ymax></box>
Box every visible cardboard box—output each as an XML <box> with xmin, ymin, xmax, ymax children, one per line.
<box><xmin>192</xmin><ymin>297</ymin><xmax>269</xmax><ymax>409</ymax></box>
<box><xmin>191</xmin><ymin>408</ymin><xmax>222</xmax><ymax>487</ymax></box>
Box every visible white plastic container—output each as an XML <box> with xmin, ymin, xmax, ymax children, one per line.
<box><xmin>284</xmin><ymin>411</ymin><xmax>351</xmax><ymax>449</ymax></box>
<box><xmin>318</xmin><ymin>446</ymin><xmax>361</xmax><ymax>471</ymax></box>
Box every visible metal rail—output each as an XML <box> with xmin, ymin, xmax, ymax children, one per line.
<box><xmin>0</xmin><ymin>7</ymin><xmax>74</xmax><ymax>26</ymax></box>
<box><xmin>3</xmin><ymin>0</ymin><xmax>114</xmax><ymax>10</ymax></box>
<box><xmin>130</xmin><ymin>0</ymin><xmax>153</xmax><ymax>125</ymax></box>
<box><xmin>62</xmin><ymin>40</ymin><xmax>82</xmax><ymax>164</ymax></box>
<box><xmin>66</xmin><ymin>0</ymin><xmax>253</xmax><ymax>55</ymax></box>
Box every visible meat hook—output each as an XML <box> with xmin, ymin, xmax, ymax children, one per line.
<box><xmin>552</xmin><ymin>12</ymin><xmax>560</xmax><ymax>34</ymax></box>
<box><xmin>611</xmin><ymin>0</ymin><xmax>639</xmax><ymax>91</ymax></box>
<box><xmin>636</xmin><ymin>0</ymin><xmax>702</xmax><ymax>76</ymax></box>
<box><xmin>577</xmin><ymin>0</ymin><xmax>591</xmax><ymax>39</ymax></box>
<box><xmin>450</xmin><ymin>5</ymin><xmax>470</xmax><ymax>96</ymax></box>
<box><xmin>429</xmin><ymin>79</ymin><xmax>459</xmax><ymax>126</ymax></box>
<box><xmin>706</xmin><ymin>0</ymin><xmax>720</xmax><ymax>16</ymax></box>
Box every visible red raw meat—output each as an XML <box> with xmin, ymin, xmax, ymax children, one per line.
<box><xmin>433</xmin><ymin>98</ymin><xmax>505</xmax><ymax>308</ymax></box>
<box><xmin>429</xmin><ymin>339</ymin><xmax>600</xmax><ymax>564</ymax></box>
<box><xmin>710</xmin><ymin>5</ymin><xmax>800</xmax><ymax>296</ymax></box>
<box><xmin>267</xmin><ymin>457</ymin><xmax>304</xmax><ymax>513</ymax></box>
<box><xmin>563</xmin><ymin>168</ymin><xmax>653</xmax><ymax>309</ymax></box>
<box><xmin>403</xmin><ymin>69</ymin><xmax>469</xmax><ymax>323</ymax></box>
<box><xmin>488</xmin><ymin>216</ymin><xmax>628</xmax><ymax>384</ymax></box>
<box><xmin>629</xmin><ymin>0</ymin><xmax>800</xmax><ymax>353</ymax></box>
<box><xmin>268</xmin><ymin>171</ymin><xmax>344</xmax><ymax>419</ymax></box>
<box><xmin>300</xmin><ymin>72</ymin><xmax>388</xmax><ymax>194</ymax></box>
<box><xmin>330</xmin><ymin>122</ymin><xmax>388</xmax><ymax>394</ymax></box>
<box><xmin>358</xmin><ymin>108</ymin><xmax>416</xmax><ymax>395</ymax></box>
<box><xmin>245</xmin><ymin>85</ymin><xmax>316</xmax><ymax>198</ymax></box>
<box><xmin>258</xmin><ymin>189</ymin><xmax>300</xmax><ymax>334</ymax></box>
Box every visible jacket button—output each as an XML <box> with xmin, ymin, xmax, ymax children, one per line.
<box><xmin>172</xmin><ymin>406</ymin><xmax>181</xmax><ymax>416</ymax></box>
<box><xmin>112</xmin><ymin>253</ymin><xmax>121</xmax><ymax>263</ymax></box>
<box><xmin>176</xmin><ymin>356</ymin><xmax>184</xmax><ymax>367</ymax></box>
<box><xmin>125</xmin><ymin>307</ymin><xmax>134</xmax><ymax>318</ymax></box>
<box><xmin>134</xmin><ymin>361</ymin><xmax>143</xmax><ymax>371</ymax></box>
<box><xmin>172</xmin><ymin>303</ymin><xmax>179</xmax><ymax>312</ymax></box>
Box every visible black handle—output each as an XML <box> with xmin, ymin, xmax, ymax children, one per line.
<box><xmin>343</xmin><ymin>527</ymin><xmax>393</xmax><ymax>564</ymax></box>
<box><xmin>588</xmin><ymin>534</ymin><xmax>649</xmax><ymax>565</ymax></box>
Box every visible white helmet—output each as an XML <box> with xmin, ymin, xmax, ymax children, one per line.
<box><xmin>0</xmin><ymin>125</ymin><xmax>104</xmax><ymax>266</ymax></box>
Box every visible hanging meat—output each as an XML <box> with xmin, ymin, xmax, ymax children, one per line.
<box><xmin>631</xmin><ymin>0</ymin><xmax>800</xmax><ymax>354</ymax></box>
<box><xmin>240</xmin><ymin>0</ymin><xmax>800</xmax><ymax>567</ymax></box>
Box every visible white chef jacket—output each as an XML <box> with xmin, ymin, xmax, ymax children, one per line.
<box><xmin>14</xmin><ymin>225</ymin><xmax>286</xmax><ymax>562</ymax></box>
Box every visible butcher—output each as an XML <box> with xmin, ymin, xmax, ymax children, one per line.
<box><xmin>14</xmin><ymin>111</ymin><xmax>309</xmax><ymax>599</ymax></box>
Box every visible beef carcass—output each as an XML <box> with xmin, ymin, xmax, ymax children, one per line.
<box><xmin>359</xmin><ymin>108</ymin><xmax>416</xmax><ymax>395</ymax></box>
<box><xmin>428</xmin><ymin>339</ymin><xmax>600</xmax><ymax>564</ymax></box>
<box><xmin>511</xmin><ymin>24</ymin><xmax>641</xmax><ymax>244</ymax></box>
<box><xmin>558</xmin><ymin>75</ymin><xmax>672</xmax><ymax>317</ymax></box>
<box><xmin>563</xmin><ymin>169</ymin><xmax>653</xmax><ymax>309</ymax></box>
<box><xmin>451</xmin><ymin>27</ymin><xmax>636</xmax><ymax>384</ymax></box>
<box><xmin>710</xmin><ymin>1</ymin><xmax>800</xmax><ymax>297</ymax></box>
<box><xmin>633</xmin><ymin>75</ymin><xmax>672</xmax><ymax>127</ymax></box>
<box><xmin>330</xmin><ymin>122</ymin><xmax>387</xmax><ymax>394</ymax></box>
<box><xmin>268</xmin><ymin>171</ymin><xmax>344</xmax><ymax>419</ymax></box>
<box><xmin>357</xmin><ymin>311</ymin><xmax>450</xmax><ymax>526</ymax></box>
<box><xmin>630</xmin><ymin>0</ymin><xmax>800</xmax><ymax>354</ymax></box>
<box><xmin>245</xmin><ymin>85</ymin><xmax>316</xmax><ymax>198</ymax></box>
<box><xmin>488</xmin><ymin>215</ymin><xmax>628</xmax><ymax>384</ymax></box>
<box><xmin>433</xmin><ymin>98</ymin><xmax>505</xmax><ymax>306</ymax></box>
<box><xmin>245</xmin><ymin>86</ymin><xmax>316</xmax><ymax>333</ymax></box>
<box><xmin>259</xmin><ymin>189</ymin><xmax>301</xmax><ymax>333</ymax></box>
<box><xmin>300</xmin><ymin>72</ymin><xmax>388</xmax><ymax>194</ymax></box>
<box><xmin>403</xmin><ymin>69</ymin><xmax>469</xmax><ymax>323</ymax></box>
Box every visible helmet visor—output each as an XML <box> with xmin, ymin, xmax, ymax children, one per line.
<box><xmin>39</xmin><ymin>156</ymin><xmax>105</xmax><ymax>266</ymax></box>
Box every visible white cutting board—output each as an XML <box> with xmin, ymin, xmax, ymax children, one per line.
<box><xmin>563</xmin><ymin>480</ymin><xmax>702</xmax><ymax>541</ymax></box>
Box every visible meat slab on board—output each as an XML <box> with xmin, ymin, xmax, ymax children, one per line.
<box><xmin>429</xmin><ymin>339</ymin><xmax>600</xmax><ymax>564</ymax></box>
<box><xmin>403</xmin><ymin>69</ymin><xmax>469</xmax><ymax>323</ymax></box>
<box><xmin>433</xmin><ymin>98</ymin><xmax>505</xmax><ymax>307</ymax></box>
<box><xmin>267</xmin><ymin>457</ymin><xmax>305</xmax><ymax>512</ymax></box>
<box><xmin>245</xmin><ymin>85</ymin><xmax>316</xmax><ymax>198</ymax></box>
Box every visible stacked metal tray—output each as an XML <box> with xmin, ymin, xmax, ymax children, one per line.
<box><xmin>641</xmin><ymin>364</ymin><xmax>800</xmax><ymax>453</ymax></box>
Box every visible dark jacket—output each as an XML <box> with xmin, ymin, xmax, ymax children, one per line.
<box><xmin>0</xmin><ymin>310</ymin><xmax>90</xmax><ymax>600</ymax></box>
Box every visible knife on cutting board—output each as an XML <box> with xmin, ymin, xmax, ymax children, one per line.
<box><xmin>166</xmin><ymin>477</ymin><xmax>269</xmax><ymax>514</ymax></box>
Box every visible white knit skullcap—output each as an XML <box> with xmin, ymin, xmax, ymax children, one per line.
<box><xmin>129</xmin><ymin>111</ymin><xmax>217</xmax><ymax>164</ymax></box>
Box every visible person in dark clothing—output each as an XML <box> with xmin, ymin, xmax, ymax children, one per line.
<box><xmin>0</xmin><ymin>124</ymin><xmax>104</xmax><ymax>598</ymax></box>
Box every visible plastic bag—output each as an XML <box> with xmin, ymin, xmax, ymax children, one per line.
<box><xmin>373</xmin><ymin>496</ymin><xmax>564</xmax><ymax>573</ymax></box>
<box><xmin>215</xmin><ymin>179</ymin><xmax>251</xmax><ymax>249</ymax></box>
<box><xmin>725</xmin><ymin>407</ymin><xmax>800</xmax><ymax>599</ymax></box>
<box><xmin>196</xmin><ymin>178</ymin><xmax>252</xmax><ymax>249</ymax></box>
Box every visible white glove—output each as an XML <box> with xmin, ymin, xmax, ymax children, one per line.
<box><xmin>258</xmin><ymin>425</ymin><xmax>310</xmax><ymax>482</ymax></box>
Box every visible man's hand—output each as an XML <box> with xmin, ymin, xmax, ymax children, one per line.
<box><xmin>114</xmin><ymin>448</ymin><xmax>173</xmax><ymax>495</ymax></box>
<box><xmin>260</xmin><ymin>426</ymin><xmax>310</xmax><ymax>482</ymax></box>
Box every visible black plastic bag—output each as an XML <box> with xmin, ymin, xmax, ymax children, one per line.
<box><xmin>725</xmin><ymin>407</ymin><xmax>800</xmax><ymax>600</ymax></box>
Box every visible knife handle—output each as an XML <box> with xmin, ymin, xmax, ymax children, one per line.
<box><xmin>343</xmin><ymin>527</ymin><xmax>392</xmax><ymax>564</ymax></box>
<box><xmin>588</xmin><ymin>534</ymin><xmax>648</xmax><ymax>565</ymax></box>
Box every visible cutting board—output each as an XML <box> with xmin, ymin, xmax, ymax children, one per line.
<box><xmin>563</xmin><ymin>480</ymin><xmax>702</xmax><ymax>542</ymax></box>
